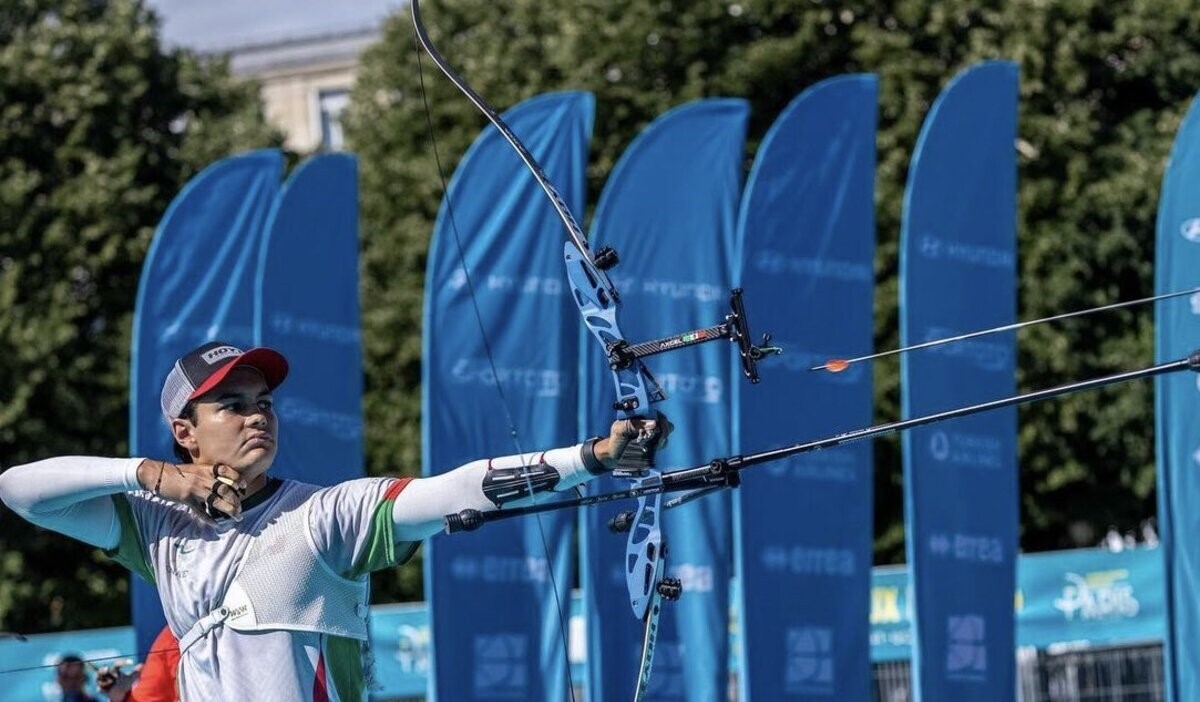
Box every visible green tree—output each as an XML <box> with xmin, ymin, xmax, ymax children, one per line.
<box><xmin>348</xmin><ymin>0</ymin><xmax>1200</xmax><ymax>599</ymax></box>
<box><xmin>0</xmin><ymin>0</ymin><xmax>279</xmax><ymax>632</ymax></box>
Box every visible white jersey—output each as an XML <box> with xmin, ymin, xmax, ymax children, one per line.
<box><xmin>0</xmin><ymin>444</ymin><xmax>600</xmax><ymax>700</ymax></box>
<box><xmin>109</xmin><ymin>476</ymin><xmax>417</xmax><ymax>702</ymax></box>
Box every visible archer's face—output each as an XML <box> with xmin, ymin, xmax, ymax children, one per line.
<box><xmin>173</xmin><ymin>367</ymin><xmax>279</xmax><ymax>482</ymax></box>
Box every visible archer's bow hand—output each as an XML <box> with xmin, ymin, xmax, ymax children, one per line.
<box><xmin>592</xmin><ymin>412</ymin><xmax>674</xmax><ymax>471</ymax></box>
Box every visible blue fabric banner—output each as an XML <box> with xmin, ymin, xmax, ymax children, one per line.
<box><xmin>872</xmin><ymin>547</ymin><xmax>1166</xmax><ymax>662</ymax></box>
<box><xmin>899</xmin><ymin>61</ymin><xmax>1019</xmax><ymax>701</ymax></box>
<box><xmin>733</xmin><ymin>75</ymin><xmax>877</xmax><ymax>701</ymax></box>
<box><xmin>128</xmin><ymin>149</ymin><xmax>283</xmax><ymax>653</ymax></box>
<box><xmin>1154</xmin><ymin>90</ymin><xmax>1200</xmax><ymax>702</ymax></box>
<box><xmin>581</xmin><ymin>98</ymin><xmax>748</xmax><ymax>701</ymax></box>
<box><xmin>254</xmin><ymin>154</ymin><xmax>363</xmax><ymax>485</ymax></box>
<box><xmin>0</xmin><ymin>546</ymin><xmax>1166</xmax><ymax>702</ymax></box>
<box><xmin>422</xmin><ymin>92</ymin><xmax>593</xmax><ymax>702</ymax></box>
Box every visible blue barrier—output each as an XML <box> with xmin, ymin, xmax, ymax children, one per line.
<box><xmin>0</xmin><ymin>546</ymin><xmax>1162</xmax><ymax>700</ymax></box>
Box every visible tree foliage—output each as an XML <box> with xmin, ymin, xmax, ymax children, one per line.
<box><xmin>0</xmin><ymin>0</ymin><xmax>278</xmax><ymax>632</ymax></box>
<box><xmin>6</xmin><ymin>0</ymin><xmax>1200</xmax><ymax>631</ymax></box>
<box><xmin>346</xmin><ymin>0</ymin><xmax>1200</xmax><ymax>591</ymax></box>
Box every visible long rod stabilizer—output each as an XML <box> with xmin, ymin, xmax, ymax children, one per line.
<box><xmin>444</xmin><ymin>349</ymin><xmax>1200</xmax><ymax>531</ymax></box>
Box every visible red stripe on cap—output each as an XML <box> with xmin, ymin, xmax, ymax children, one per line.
<box><xmin>187</xmin><ymin>347</ymin><xmax>289</xmax><ymax>401</ymax></box>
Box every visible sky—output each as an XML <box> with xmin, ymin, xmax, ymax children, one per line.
<box><xmin>145</xmin><ymin>0</ymin><xmax>403</xmax><ymax>52</ymax></box>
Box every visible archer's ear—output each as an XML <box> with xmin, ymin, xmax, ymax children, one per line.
<box><xmin>170</xmin><ymin>416</ymin><xmax>199</xmax><ymax>453</ymax></box>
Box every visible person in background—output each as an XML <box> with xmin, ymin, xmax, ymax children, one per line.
<box><xmin>95</xmin><ymin>626</ymin><xmax>179</xmax><ymax>702</ymax></box>
<box><xmin>56</xmin><ymin>654</ymin><xmax>99</xmax><ymax>702</ymax></box>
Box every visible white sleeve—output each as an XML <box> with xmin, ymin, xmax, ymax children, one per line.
<box><xmin>0</xmin><ymin>456</ymin><xmax>143</xmax><ymax>549</ymax></box>
<box><xmin>391</xmin><ymin>443</ymin><xmax>599</xmax><ymax>542</ymax></box>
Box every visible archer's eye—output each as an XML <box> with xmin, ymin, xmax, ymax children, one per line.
<box><xmin>258</xmin><ymin>398</ymin><xmax>274</xmax><ymax>412</ymax></box>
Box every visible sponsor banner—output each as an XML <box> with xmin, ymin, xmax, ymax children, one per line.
<box><xmin>129</xmin><ymin>149</ymin><xmax>283</xmax><ymax>654</ymax></box>
<box><xmin>734</xmin><ymin>75</ymin><xmax>878</xmax><ymax>701</ymax></box>
<box><xmin>871</xmin><ymin>547</ymin><xmax>1166</xmax><ymax>661</ymax></box>
<box><xmin>1154</xmin><ymin>89</ymin><xmax>1200</xmax><ymax>702</ymax></box>
<box><xmin>899</xmin><ymin>61</ymin><xmax>1019</xmax><ymax>701</ymax></box>
<box><xmin>0</xmin><ymin>627</ymin><xmax>136</xmax><ymax>702</ymax></box>
<box><xmin>423</xmin><ymin>92</ymin><xmax>593</xmax><ymax>702</ymax></box>
<box><xmin>581</xmin><ymin>98</ymin><xmax>748</xmax><ymax>701</ymax></box>
<box><xmin>0</xmin><ymin>549</ymin><xmax>1163</xmax><ymax>702</ymax></box>
<box><xmin>255</xmin><ymin>153</ymin><xmax>363</xmax><ymax>486</ymax></box>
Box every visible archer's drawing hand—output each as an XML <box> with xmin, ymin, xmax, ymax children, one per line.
<box><xmin>137</xmin><ymin>459</ymin><xmax>248</xmax><ymax>524</ymax></box>
<box><xmin>593</xmin><ymin>412</ymin><xmax>674</xmax><ymax>470</ymax></box>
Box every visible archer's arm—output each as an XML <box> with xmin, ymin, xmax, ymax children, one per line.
<box><xmin>0</xmin><ymin>457</ymin><xmax>144</xmax><ymax>549</ymax></box>
<box><xmin>390</xmin><ymin>415</ymin><xmax>670</xmax><ymax>542</ymax></box>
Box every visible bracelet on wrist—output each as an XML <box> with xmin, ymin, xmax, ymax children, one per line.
<box><xmin>153</xmin><ymin>461</ymin><xmax>167</xmax><ymax>496</ymax></box>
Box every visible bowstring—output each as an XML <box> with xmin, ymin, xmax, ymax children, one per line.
<box><xmin>412</xmin><ymin>27</ymin><xmax>577</xmax><ymax>702</ymax></box>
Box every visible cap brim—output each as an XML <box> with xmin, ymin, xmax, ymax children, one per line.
<box><xmin>187</xmin><ymin>347</ymin><xmax>290</xmax><ymax>401</ymax></box>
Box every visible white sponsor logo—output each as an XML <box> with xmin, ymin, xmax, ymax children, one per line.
<box><xmin>752</xmin><ymin>250</ymin><xmax>872</xmax><ymax>283</ymax></box>
<box><xmin>276</xmin><ymin>398</ymin><xmax>362</xmax><ymax>440</ymax></box>
<box><xmin>924</xmin><ymin>326</ymin><xmax>1012</xmax><ymax>372</ymax></box>
<box><xmin>1180</xmin><ymin>218</ymin><xmax>1200</xmax><ymax>242</ymax></box>
<box><xmin>764</xmin><ymin>451</ymin><xmax>860</xmax><ymax>483</ymax></box>
<box><xmin>926</xmin><ymin>430</ymin><xmax>1006</xmax><ymax>469</ymax></box>
<box><xmin>1053</xmin><ymin>571</ymin><xmax>1140</xmax><ymax>621</ymax></box>
<box><xmin>928</xmin><ymin>532</ymin><xmax>1004</xmax><ymax>564</ymax></box>
<box><xmin>394</xmin><ymin>624</ymin><xmax>431</xmax><ymax>675</ymax></box>
<box><xmin>269</xmin><ymin>313</ymin><xmax>360</xmax><ymax>344</ymax></box>
<box><xmin>761</xmin><ymin>545</ymin><xmax>856</xmax><ymax>577</ymax></box>
<box><xmin>667</xmin><ymin>563</ymin><xmax>714</xmax><ymax>593</ymax></box>
<box><xmin>473</xmin><ymin>634</ymin><xmax>528</xmax><ymax>697</ymax></box>
<box><xmin>450</xmin><ymin>556</ymin><xmax>548</xmax><ymax>584</ymax></box>
<box><xmin>918</xmin><ymin>234</ymin><xmax>1014</xmax><ymax>269</ymax></box>
<box><xmin>451</xmin><ymin>358</ymin><xmax>561</xmax><ymax>398</ymax></box>
<box><xmin>658</xmin><ymin>372</ymin><xmax>722</xmax><ymax>404</ymax></box>
<box><xmin>785</xmin><ymin>627</ymin><xmax>835</xmax><ymax>694</ymax></box>
<box><xmin>640</xmin><ymin>278</ymin><xmax>724</xmax><ymax>303</ymax></box>
<box><xmin>484</xmin><ymin>273</ymin><xmax>562</xmax><ymax>296</ymax></box>
<box><xmin>930</xmin><ymin>432</ymin><xmax>951</xmax><ymax>461</ymax></box>
<box><xmin>946</xmin><ymin>615</ymin><xmax>988</xmax><ymax>681</ymax></box>
<box><xmin>201</xmin><ymin>345</ymin><xmax>242</xmax><ymax>365</ymax></box>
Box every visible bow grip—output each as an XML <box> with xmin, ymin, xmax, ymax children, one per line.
<box><xmin>612</xmin><ymin>420</ymin><xmax>664</xmax><ymax>475</ymax></box>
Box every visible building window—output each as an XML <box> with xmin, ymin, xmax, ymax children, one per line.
<box><xmin>318</xmin><ymin>89</ymin><xmax>350</xmax><ymax>151</ymax></box>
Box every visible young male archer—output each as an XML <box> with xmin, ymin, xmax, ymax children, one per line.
<box><xmin>0</xmin><ymin>341</ymin><xmax>669</xmax><ymax>701</ymax></box>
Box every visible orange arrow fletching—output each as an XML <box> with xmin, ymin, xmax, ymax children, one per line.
<box><xmin>824</xmin><ymin>359</ymin><xmax>850</xmax><ymax>373</ymax></box>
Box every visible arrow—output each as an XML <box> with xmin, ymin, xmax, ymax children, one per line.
<box><xmin>811</xmin><ymin>287</ymin><xmax>1200</xmax><ymax>373</ymax></box>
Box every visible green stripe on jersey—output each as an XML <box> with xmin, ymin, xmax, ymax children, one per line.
<box><xmin>345</xmin><ymin>484</ymin><xmax>419</xmax><ymax>580</ymax></box>
<box><xmin>326</xmin><ymin>634</ymin><xmax>366</xmax><ymax>701</ymax></box>
<box><xmin>104</xmin><ymin>494</ymin><xmax>155</xmax><ymax>584</ymax></box>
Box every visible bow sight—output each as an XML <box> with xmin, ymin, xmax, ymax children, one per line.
<box><xmin>602</xmin><ymin>287</ymin><xmax>782</xmax><ymax>392</ymax></box>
